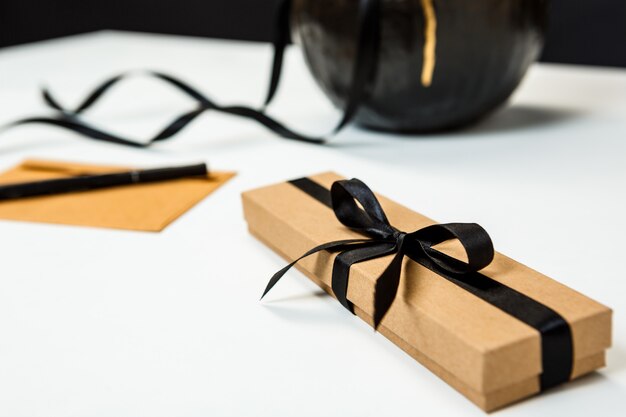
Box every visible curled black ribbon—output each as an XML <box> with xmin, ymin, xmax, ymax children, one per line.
<box><xmin>261</xmin><ymin>177</ymin><xmax>574</xmax><ymax>390</ymax></box>
<box><xmin>1</xmin><ymin>0</ymin><xmax>382</xmax><ymax>147</ymax></box>
<box><xmin>261</xmin><ymin>177</ymin><xmax>495</xmax><ymax>328</ymax></box>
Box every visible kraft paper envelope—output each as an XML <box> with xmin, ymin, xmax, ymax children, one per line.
<box><xmin>0</xmin><ymin>159</ymin><xmax>236</xmax><ymax>231</ymax></box>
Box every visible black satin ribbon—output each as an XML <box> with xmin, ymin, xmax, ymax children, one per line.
<box><xmin>261</xmin><ymin>177</ymin><xmax>574</xmax><ymax>391</ymax></box>
<box><xmin>1</xmin><ymin>0</ymin><xmax>381</xmax><ymax>147</ymax></box>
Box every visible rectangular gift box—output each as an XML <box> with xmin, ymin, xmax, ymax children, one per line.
<box><xmin>242</xmin><ymin>172</ymin><xmax>612</xmax><ymax>411</ymax></box>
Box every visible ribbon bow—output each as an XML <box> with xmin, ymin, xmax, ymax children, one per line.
<box><xmin>261</xmin><ymin>178</ymin><xmax>495</xmax><ymax>329</ymax></box>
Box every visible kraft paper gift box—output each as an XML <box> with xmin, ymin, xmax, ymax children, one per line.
<box><xmin>241</xmin><ymin>172</ymin><xmax>612</xmax><ymax>412</ymax></box>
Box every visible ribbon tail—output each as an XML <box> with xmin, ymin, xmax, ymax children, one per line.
<box><xmin>332</xmin><ymin>242</ymin><xmax>397</xmax><ymax>313</ymax></box>
<box><xmin>373</xmin><ymin>250</ymin><xmax>405</xmax><ymax>329</ymax></box>
<box><xmin>260</xmin><ymin>238</ymin><xmax>372</xmax><ymax>300</ymax></box>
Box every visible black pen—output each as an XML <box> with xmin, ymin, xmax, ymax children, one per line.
<box><xmin>0</xmin><ymin>163</ymin><xmax>209</xmax><ymax>201</ymax></box>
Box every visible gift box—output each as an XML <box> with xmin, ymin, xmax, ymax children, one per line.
<box><xmin>242</xmin><ymin>172</ymin><xmax>612</xmax><ymax>411</ymax></box>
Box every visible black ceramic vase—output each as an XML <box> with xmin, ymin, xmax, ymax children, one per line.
<box><xmin>291</xmin><ymin>0</ymin><xmax>549</xmax><ymax>132</ymax></box>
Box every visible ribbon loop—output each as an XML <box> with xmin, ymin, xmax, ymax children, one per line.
<box><xmin>331</xmin><ymin>178</ymin><xmax>396</xmax><ymax>240</ymax></box>
<box><xmin>410</xmin><ymin>223</ymin><xmax>495</xmax><ymax>275</ymax></box>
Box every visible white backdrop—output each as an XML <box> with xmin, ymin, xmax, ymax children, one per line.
<box><xmin>0</xmin><ymin>31</ymin><xmax>625</xmax><ymax>416</ymax></box>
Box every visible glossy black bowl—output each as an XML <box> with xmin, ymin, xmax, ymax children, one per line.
<box><xmin>291</xmin><ymin>0</ymin><xmax>548</xmax><ymax>132</ymax></box>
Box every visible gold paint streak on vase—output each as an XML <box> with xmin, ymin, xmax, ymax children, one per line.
<box><xmin>420</xmin><ymin>0</ymin><xmax>437</xmax><ymax>87</ymax></box>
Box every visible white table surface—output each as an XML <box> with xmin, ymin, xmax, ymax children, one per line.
<box><xmin>0</xmin><ymin>31</ymin><xmax>624</xmax><ymax>416</ymax></box>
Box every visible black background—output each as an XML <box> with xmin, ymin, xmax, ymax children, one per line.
<box><xmin>0</xmin><ymin>0</ymin><xmax>624</xmax><ymax>67</ymax></box>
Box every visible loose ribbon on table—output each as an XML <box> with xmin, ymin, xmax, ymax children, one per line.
<box><xmin>261</xmin><ymin>177</ymin><xmax>575</xmax><ymax>391</ymax></box>
<box><xmin>0</xmin><ymin>0</ymin><xmax>382</xmax><ymax>147</ymax></box>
